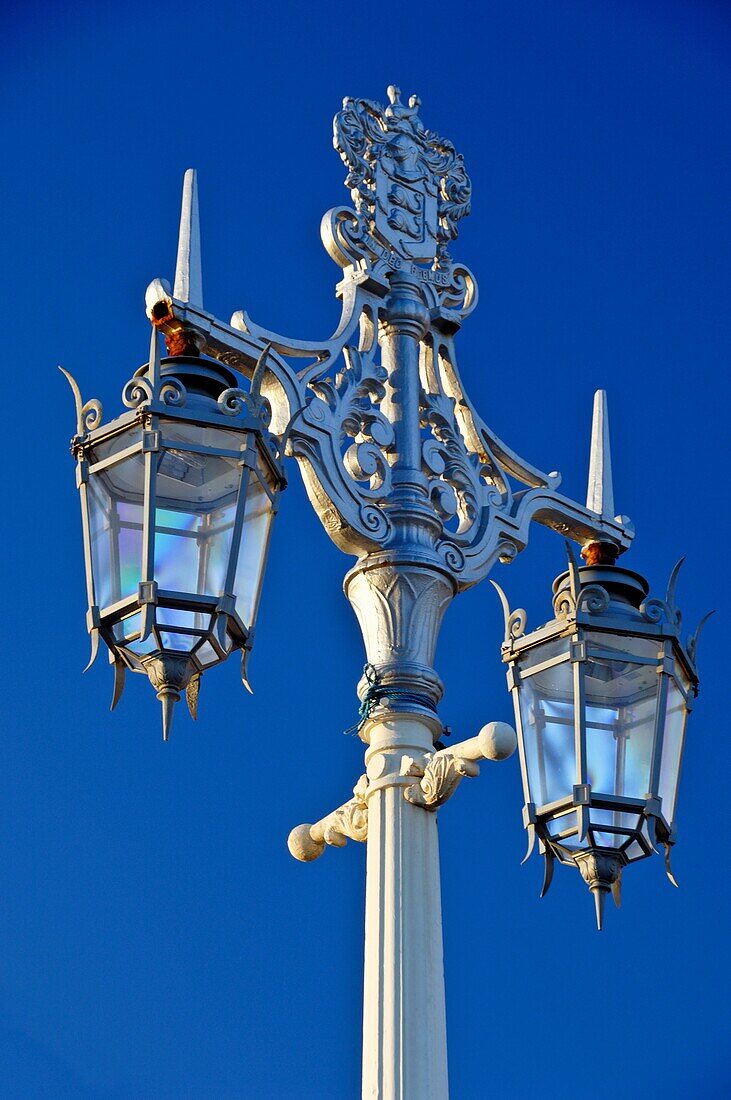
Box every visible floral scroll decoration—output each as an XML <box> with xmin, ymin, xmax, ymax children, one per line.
<box><xmin>333</xmin><ymin>85</ymin><xmax>472</xmax><ymax>269</ymax></box>
<box><xmin>403</xmin><ymin>752</ymin><xmax>480</xmax><ymax>811</ymax></box>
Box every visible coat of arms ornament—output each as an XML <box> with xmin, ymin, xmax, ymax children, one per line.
<box><xmin>333</xmin><ymin>85</ymin><xmax>472</xmax><ymax>268</ymax></box>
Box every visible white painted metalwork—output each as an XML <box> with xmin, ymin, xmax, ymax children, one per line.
<box><xmin>586</xmin><ymin>389</ymin><xmax>614</xmax><ymax>518</ymax></box>
<box><xmin>173</xmin><ymin>168</ymin><xmax>203</xmax><ymax>308</ymax></box>
<box><xmin>62</xmin><ymin>86</ymin><xmax>706</xmax><ymax>1100</ymax></box>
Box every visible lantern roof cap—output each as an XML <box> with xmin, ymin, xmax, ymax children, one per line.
<box><xmin>553</xmin><ymin>562</ymin><xmax>650</xmax><ymax>613</ymax></box>
<box><xmin>152</xmin><ymin>354</ymin><xmax>240</xmax><ymax>401</ymax></box>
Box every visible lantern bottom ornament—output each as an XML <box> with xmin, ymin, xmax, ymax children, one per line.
<box><xmin>495</xmin><ymin>543</ymin><xmax>709</xmax><ymax>929</ymax></box>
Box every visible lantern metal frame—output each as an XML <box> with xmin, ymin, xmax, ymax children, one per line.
<box><xmin>494</xmin><ymin>548</ymin><xmax>710</xmax><ymax>925</ymax></box>
<box><xmin>62</xmin><ymin>330</ymin><xmax>285</xmax><ymax>737</ymax></box>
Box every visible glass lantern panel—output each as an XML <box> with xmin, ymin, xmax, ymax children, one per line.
<box><xmin>112</xmin><ymin>612</ymin><xmax>157</xmax><ymax>655</ymax></box>
<box><xmin>88</xmin><ymin>463</ymin><xmax>144</xmax><ymax>608</ymax></box>
<box><xmin>127</xmin><ymin>633</ymin><xmax>159</xmax><ymax>656</ymax></box>
<box><xmin>590</xmin><ymin>809</ymin><xmax>640</xmax><ymax>849</ymax></box>
<box><xmin>658</xmin><ymin>679</ymin><xmax>688</xmax><ymax>825</ymax></box>
<box><xmin>584</xmin><ymin>644</ymin><xmax>660</xmax><ymax>799</ymax></box>
<box><xmin>154</xmin><ymin>507</ymin><xmax>200</xmax><ymax>592</ymax></box>
<box><xmin>518</xmin><ymin>645</ymin><xmax>575</xmax><ymax>807</ymax></box>
<box><xmin>112</xmin><ymin>614</ymin><xmax>138</xmax><ymax>642</ymax></box>
<box><xmin>154</xmin><ymin>448</ymin><xmax>242</xmax><ymax>597</ymax></box>
<box><xmin>157</xmin><ymin>446</ymin><xmax>242</xmax><ymax>506</ymax></box>
<box><xmin>196</xmin><ymin>641</ymin><xmax>220</xmax><ymax>668</ymax></box>
<box><xmin>157</xmin><ymin>608</ymin><xmax>212</xmax><ymax>633</ymax></box>
<box><xmin>592</xmin><ymin>831</ymin><xmax>625</xmax><ymax>849</ymax></box>
<box><xmin>92</xmin><ymin>425</ymin><xmax>143</xmax><ymax>464</ymax></box>
<box><xmin>162</xmin><ymin>420</ymin><xmax>247</xmax><ymax>455</ymax></box>
<box><xmin>591</xmin><ymin>808</ymin><xmax>641</xmax><ymax>831</ymax></box>
<box><xmin>157</xmin><ymin>630</ymin><xmax>198</xmax><ymax>652</ymax></box>
<box><xmin>88</xmin><ymin>475</ymin><xmax>116</xmax><ymax>608</ymax></box>
<box><xmin>625</xmin><ymin>840</ymin><xmax>645</xmax><ymax>860</ymax></box>
<box><xmin>520</xmin><ymin>636</ymin><xmax>570</xmax><ymax>672</ymax></box>
<box><xmin>234</xmin><ymin>467</ymin><xmax>275</xmax><ymax>631</ymax></box>
<box><xmin>546</xmin><ymin>811</ymin><xmax>578</xmax><ymax>838</ymax></box>
<box><xmin>585</xmin><ymin>632</ymin><xmax>662</xmax><ymax>662</ymax></box>
<box><xmin>622</xmin><ymin>693</ymin><xmax>658</xmax><ymax>799</ymax></box>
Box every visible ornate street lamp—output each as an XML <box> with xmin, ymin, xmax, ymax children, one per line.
<box><xmin>495</xmin><ymin>542</ymin><xmax>708</xmax><ymax>928</ymax></box>
<box><xmin>62</xmin><ymin>89</ymin><xmax>708</xmax><ymax>1098</ymax></box>
<box><xmin>62</xmin><ymin>177</ymin><xmax>284</xmax><ymax>739</ymax></box>
<box><xmin>492</xmin><ymin>396</ymin><xmax>710</xmax><ymax>928</ymax></box>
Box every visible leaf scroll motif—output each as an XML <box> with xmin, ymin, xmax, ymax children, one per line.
<box><xmin>330</xmin><ymin>799</ymin><xmax>369</xmax><ymax>843</ymax></box>
<box><xmin>308</xmin><ymin>346</ymin><xmax>395</xmax><ymax>499</ymax></box>
<box><xmin>404</xmin><ymin>753</ymin><xmax>480</xmax><ymax>810</ymax></box>
<box><xmin>420</xmin><ymin>390</ymin><xmax>488</xmax><ymax>536</ymax></box>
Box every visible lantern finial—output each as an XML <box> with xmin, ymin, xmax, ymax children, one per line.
<box><xmin>143</xmin><ymin>656</ymin><xmax>196</xmax><ymax>742</ymax></box>
<box><xmin>160</xmin><ymin>691</ymin><xmax>176</xmax><ymax>743</ymax></box>
<box><xmin>575</xmin><ymin>851</ymin><xmax>624</xmax><ymax>931</ymax></box>
<box><xmin>173</xmin><ymin>168</ymin><xmax>203</xmax><ymax>308</ymax></box>
<box><xmin>592</xmin><ymin>884</ymin><xmax>607</xmax><ymax>932</ymax></box>
<box><xmin>586</xmin><ymin>389</ymin><xmax>615</xmax><ymax>520</ymax></box>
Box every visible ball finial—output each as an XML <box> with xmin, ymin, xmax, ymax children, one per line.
<box><xmin>477</xmin><ymin>721</ymin><xmax>517</xmax><ymax>761</ymax></box>
<box><xmin>287</xmin><ymin>825</ymin><xmax>325</xmax><ymax>862</ymax></box>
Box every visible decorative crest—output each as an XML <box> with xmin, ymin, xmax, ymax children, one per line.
<box><xmin>333</xmin><ymin>85</ymin><xmax>471</xmax><ymax>268</ymax></box>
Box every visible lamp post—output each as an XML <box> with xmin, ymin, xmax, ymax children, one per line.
<box><xmin>63</xmin><ymin>87</ymin><xmax>708</xmax><ymax>1099</ymax></box>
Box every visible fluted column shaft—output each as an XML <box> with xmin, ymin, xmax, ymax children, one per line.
<box><xmin>360</xmin><ymin>710</ymin><xmax>449</xmax><ymax>1100</ymax></box>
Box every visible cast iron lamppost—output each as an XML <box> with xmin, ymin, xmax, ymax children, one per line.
<box><xmin>63</xmin><ymin>88</ymin><xmax>708</xmax><ymax>1099</ymax></box>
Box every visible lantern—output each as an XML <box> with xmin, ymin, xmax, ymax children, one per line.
<box><xmin>62</xmin><ymin>329</ymin><xmax>284</xmax><ymax>739</ymax></box>
<box><xmin>494</xmin><ymin>545</ymin><xmax>709</xmax><ymax>928</ymax></box>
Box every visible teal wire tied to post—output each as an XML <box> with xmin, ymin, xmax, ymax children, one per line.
<box><xmin>343</xmin><ymin>663</ymin><xmax>435</xmax><ymax>736</ymax></box>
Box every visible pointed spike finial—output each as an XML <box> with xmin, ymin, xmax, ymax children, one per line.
<box><xmin>586</xmin><ymin>390</ymin><xmax>615</xmax><ymax>520</ymax></box>
<box><xmin>160</xmin><ymin>691</ymin><xmax>177</xmax><ymax>742</ymax></box>
<box><xmin>575</xmin><ymin>850</ymin><xmax>623</xmax><ymax>930</ymax></box>
<box><xmin>592</xmin><ymin>886</ymin><xmax>607</xmax><ymax>931</ymax></box>
<box><xmin>173</xmin><ymin>169</ymin><xmax>203</xmax><ymax>308</ymax></box>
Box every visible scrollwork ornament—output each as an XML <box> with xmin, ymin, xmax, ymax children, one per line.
<box><xmin>640</xmin><ymin>598</ymin><xmax>671</xmax><ymax>625</ymax></box>
<box><xmin>404</xmin><ymin>753</ymin><xmax>480</xmax><ymax>810</ymax></box>
<box><xmin>344</xmin><ymin>441</ymin><xmax>390</xmax><ymax>491</ymax></box>
<box><xmin>553</xmin><ymin>588</ymin><xmax>576</xmax><ymax>619</ymax></box>
<box><xmin>420</xmin><ymin>389</ymin><xmax>485</xmax><ymax>536</ymax></box>
<box><xmin>437</xmin><ymin>541</ymin><xmax>465</xmax><ymax>573</ymax></box>
<box><xmin>59</xmin><ymin>367</ymin><xmax>104</xmax><ymax>437</ymax></box>
<box><xmin>497</xmin><ymin>541</ymin><xmax>518</xmax><ymax>565</ymax></box>
<box><xmin>576</xmin><ymin>584</ymin><xmax>611</xmax><ymax>615</ymax></box>
<box><xmin>507</xmin><ymin>608</ymin><xmax>528</xmax><ymax>640</ymax></box>
<box><xmin>122</xmin><ymin>375</ymin><xmax>154</xmax><ymax>409</ymax></box>
<box><xmin>439</xmin><ymin>263</ymin><xmax>477</xmax><ymax>316</ymax></box>
<box><xmin>159</xmin><ymin>377</ymin><xmax>187</xmax><ymax>407</ymax></box>
<box><xmin>359</xmin><ymin>503</ymin><xmax>391</xmax><ymax>541</ymax></box>
<box><xmin>80</xmin><ymin>398</ymin><xmax>103</xmax><ymax>433</ymax></box>
<box><xmin>217</xmin><ymin>387</ymin><xmax>252</xmax><ymax>417</ymax></box>
<box><xmin>285</xmin><ymin>339</ymin><xmax>399</xmax><ymax>551</ymax></box>
<box><xmin>490</xmin><ymin>580</ymin><xmax>528</xmax><ymax>644</ymax></box>
<box><xmin>329</xmin><ymin>797</ymin><xmax>369</xmax><ymax>844</ymax></box>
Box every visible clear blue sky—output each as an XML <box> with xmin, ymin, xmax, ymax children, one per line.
<box><xmin>2</xmin><ymin>1</ymin><xmax>730</xmax><ymax>1096</ymax></box>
